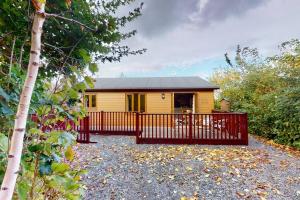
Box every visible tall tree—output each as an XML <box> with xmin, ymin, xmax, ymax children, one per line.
<box><xmin>0</xmin><ymin>0</ymin><xmax>145</xmax><ymax>198</ymax></box>
<box><xmin>0</xmin><ymin>1</ymin><xmax>46</xmax><ymax>199</ymax></box>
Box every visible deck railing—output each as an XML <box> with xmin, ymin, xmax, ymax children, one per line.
<box><xmin>137</xmin><ymin>113</ymin><xmax>248</xmax><ymax>145</ymax></box>
<box><xmin>30</xmin><ymin>114</ymin><xmax>91</xmax><ymax>143</ymax></box>
<box><xmin>88</xmin><ymin>112</ymin><xmax>137</xmax><ymax>135</ymax></box>
<box><xmin>86</xmin><ymin>111</ymin><xmax>248</xmax><ymax>145</ymax></box>
<box><xmin>29</xmin><ymin>112</ymin><xmax>248</xmax><ymax>145</ymax></box>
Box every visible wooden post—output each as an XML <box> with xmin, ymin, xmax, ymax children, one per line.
<box><xmin>85</xmin><ymin>116</ymin><xmax>90</xmax><ymax>143</ymax></box>
<box><xmin>136</xmin><ymin>112</ymin><xmax>140</xmax><ymax>143</ymax></box>
<box><xmin>189</xmin><ymin>113</ymin><xmax>193</xmax><ymax>142</ymax></box>
<box><xmin>100</xmin><ymin>111</ymin><xmax>104</xmax><ymax>134</ymax></box>
<box><xmin>243</xmin><ymin>113</ymin><xmax>248</xmax><ymax>145</ymax></box>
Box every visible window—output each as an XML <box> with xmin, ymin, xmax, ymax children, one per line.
<box><xmin>126</xmin><ymin>93</ymin><xmax>146</xmax><ymax>112</ymax></box>
<box><xmin>134</xmin><ymin>93</ymin><xmax>139</xmax><ymax>112</ymax></box>
<box><xmin>127</xmin><ymin>95</ymin><xmax>132</xmax><ymax>111</ymax></box>
<box><xmin>91</xmin><ymin>95</ymin><xmax>96</xmax><ymax>107</ymax></box>
<box><xmin>140</xmin><ymin>94</ymin><xmax>145</xmax><ymax>112</ymax></box>
<box><xmin>85</xmin><ymin>94</ymin><xmax>96</xmax><ymax>108</ymax></box>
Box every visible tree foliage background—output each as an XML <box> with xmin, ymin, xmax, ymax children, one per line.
<box><xmin>0</xmin><ymin>0</ymin><xmax>144</xmax><ymax>199</ymax></box>
<box><xmin>211</xmin><ymin>39</ymin><xmax>300</xmax><ymax>149</ymax></box>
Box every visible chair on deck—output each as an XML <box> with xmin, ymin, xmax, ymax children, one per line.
<box><xmin>174</xmin><ymin>108</ymin><xmax>192</xmax><ymax>126</ymax></box>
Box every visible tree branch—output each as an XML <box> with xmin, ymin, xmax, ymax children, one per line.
<box><xmin>19</xmin><ymin>0</ymin><xmax>32</xmax><ymax>66</ymax></box>
<box><xmin>9</xmin><ymin>37</ymin><xmax>16</xmax><ymax>78</ymax></box>
<box><xmin>45</xmin><ymin>13</ymin><xmax>97</xmax><ymax>32</ymax></box>
<box><xmin>62</xmin><ymin>34</ymin><xmax>86</xmax><ymax>67</ymax></box>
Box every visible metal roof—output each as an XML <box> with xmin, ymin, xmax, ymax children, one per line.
<box><xmin>87</xmin><ymin>77</ymin><xmax>219</xmax><ymax>91</ymax></box>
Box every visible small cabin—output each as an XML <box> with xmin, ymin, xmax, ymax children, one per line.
<box><xmin>220</xmin><ymin>98</ymin><xmax>231</xmax><ymax>112</ymax></box>
<box><xmin>84</xmin><ymin>77</ymin><xmax>219</xmax><ymax>114</ymax></box>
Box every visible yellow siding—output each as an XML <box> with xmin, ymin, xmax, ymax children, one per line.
<box><xmin>85</xmin><ymin>92</ymin><xmax>125</xmax><ymax>112</ymax></box>
<box><xmin>196</xmin><ymin>91</ymin><xmax>214</xmax><ymax>113</ymax></box>
<box><xmin>146</xmin><ymin>92</ymin><xmax>172</xmax><ymax>113</ymax></box>
<box><xmin>84</xmin><ymin>91</ymin><xmax>215</xmax><ymax>114</ymax></box>
<box><xmin>98</xmin><ymin>93</ymin><xmax>126</xmax><ymax>112</ymax></box>
<box><xmin>84</xmin><ymin>91</ymin><xmax>215</xmax><ymax>128</ymax></box>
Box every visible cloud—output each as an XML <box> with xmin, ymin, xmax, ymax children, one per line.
<box><xmin>192</xmin><ymin>0</ymin><xmax>267</xmax><ymax>26</ymax></box>
<box><xmin>134</xmin><ymin>0</ymin><xmax>266</xmax><ymax>38</ymax></box>
<box><xmin>135</xmin><ymin>0</ymin><xmax>198</xmax><ymax>37</ymax></box>
<box><xmin>99</xmin><ymin>0</ymin><xmax>300</xmax><ymax>77</ymax></box>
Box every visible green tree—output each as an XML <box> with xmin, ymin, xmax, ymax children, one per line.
<box><xmin>211</xmin><ymin>40</ymin><xmax>300</xmax><ymax>149</ymax></box>
<box><xmin>0</xmin><ymin>0</ymin><xmax>144</xmax><ymax>199</ymax></box>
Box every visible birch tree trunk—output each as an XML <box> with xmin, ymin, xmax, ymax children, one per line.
<box><xmin>0</xmin><ymin>4</ymin><xmax>45</xmax><ymax>200</ymax></box>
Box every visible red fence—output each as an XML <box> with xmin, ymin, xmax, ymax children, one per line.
<box><xmin>86</xmin><ymin>111</ymin><xmax>248</xmax><ymax>145</ymax></box>
<box><xmin>30</xmin><ymin>115</ymin><xmax>91</xmax><ymax>143</ymax></box>
<box><xmin>136</xmin><ymin>113</ymin><xmax>248</xmax><ymax>145</ymax></box>
<box><xmin>88</xmin><ymin>112</ymin><xmax>136</xmax><ymax>135</ymax></box>
<box><xmin>75</xmin><ymin>117</ymin><xmax>90</xmax><ymax>143</ymax></box>
<box><xmin>30</xmin><ymin>112</ymin><xmax>248</xmax><ymax>145</ymax></box>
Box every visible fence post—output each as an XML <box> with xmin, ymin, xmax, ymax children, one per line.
<box><xmin>85</xmin><ymin>116</ymin><xmax>90</xmax><ymax>143</ymax></box>
<box><xmin>136</xmin><ymin>112</ymin><xmax>140</xmax><ymax>144</ymax></box>
<box><xmin>189</xmin><ymin>113</ymin><xmax>192</xmax><ymax>142</ymax></box>
<box><xmin>100</xmin><ymin>111</ymin><xmax>104</xmax><ymax>134</ymax></box>
<box><xmin>242</xmin><ymin>113</ymin><xmax>248</xmax><ymax>145</ymax></box>
<box><xmin>77</xmin><ymin>118</ymin><xmax>83</xmax><ymax>143</ymax></box>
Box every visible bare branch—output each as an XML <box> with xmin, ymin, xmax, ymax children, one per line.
<box><xmin>0</xmin><ymin>32</ymin><xmax>14</xmax><ymax>41</ymax></box>
<box><xmin>45</xmin><ymin>13</ymin><xmax>97</xmax><ymax>32</ymax></box>
<box><xmin>44</xmin><ymin>43</ymin><xmax>64</xmax><ymax>53</ymax></box>
<box><xmin>9</xmin><ymin>37</ymin><xmax>16</xmax><ymax>78</ymax></box>
<box><xmin>62</xmin><ymin>34</ymin><xmax>87</xmax><ymax>67</ymax></box>
<box><xmin>19</xmin><ymin>0</ymin><xmax>32</xmax><ymax>66</ymax></box>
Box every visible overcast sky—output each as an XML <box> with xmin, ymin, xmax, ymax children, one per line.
<box><xmin>98</xmin><ymin>0</ymin><xmax>300</xmax><ymax>79</ymax></box>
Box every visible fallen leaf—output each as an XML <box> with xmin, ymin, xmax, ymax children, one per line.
<box><xmin>186</xmin><ymin>166</ymin><xmax>193</xmax><ymax>171</ymax></box>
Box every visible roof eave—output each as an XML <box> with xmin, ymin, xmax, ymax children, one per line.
<box><xmin>85</xmin><ymin>87</ymin><xmax>219</xmax><ymax>92</ymax></box>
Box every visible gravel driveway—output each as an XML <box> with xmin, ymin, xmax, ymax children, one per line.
<box><xmin>74</xmin><ymin>135</ymin><xmax>300</xmax><ymax>200</ymax></box>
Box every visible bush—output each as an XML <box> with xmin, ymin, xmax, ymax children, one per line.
<box><xmin>211</xmin><ymin>40</ymin><xmax>300</xmax><ymax>149</ymax></box>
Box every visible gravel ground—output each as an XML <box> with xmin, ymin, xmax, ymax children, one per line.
<box><xmin>74</xmin><ymin>135</ymin><xmax>300</xmax><ymax>200</ymax></box>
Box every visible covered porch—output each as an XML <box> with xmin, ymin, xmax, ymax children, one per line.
<box><xmin>173</xmin><ymin>93</ymin><xmax>195</xmax><ymax>114</ymax></box>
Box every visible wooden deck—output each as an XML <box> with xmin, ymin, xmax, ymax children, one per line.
<box><xmin>31</xmin><ymin>111</ymin><xmax>248</xmax><ymax>145</ymax></box>
<box><xmin>88</xmin><ymin>112</ymin><xmax>248</xmax><ymax>145</ymax></box>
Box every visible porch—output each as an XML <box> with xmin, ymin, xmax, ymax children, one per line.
<box><xmin>87</xmin><ymin>111</ymin><xmax>248</xmax><ymax>145</ymax></box>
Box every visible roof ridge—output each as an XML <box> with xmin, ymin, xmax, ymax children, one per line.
<box><xmin>95</xmin><ymin>76</ymin><xmax>202</xmax><ymax>79</ymax></box>
<box><xmin>89</xmin><ymin>76</ymin><xmax>219</xmax><ymax>90</ymax></box>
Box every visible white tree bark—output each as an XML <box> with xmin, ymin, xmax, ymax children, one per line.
<box><xmin>0</xmin><ymin>4</ymin><xmax>45</xmax><ymax>200</ymax></box>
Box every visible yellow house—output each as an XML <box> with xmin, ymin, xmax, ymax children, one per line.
<box><xmin>84</xmin><ymin>76</ymin><xmax>219</xmax><ymax>114</ymax></box>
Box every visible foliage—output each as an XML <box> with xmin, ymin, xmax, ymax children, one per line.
<box><xmin>211</xmin><ymin>39</ymin><xmax>300</xmax><ymax>149</ymax></box>
<box><xmin>0</xmin><ymin>57</ymin><xmax>89</xmax><ymax>198</ymax></box>
<box><xmin>0</xmin><ymin>0</ymin><xmax>146</xmax><ymax>76</ymax></box>
<box><xmin>0</xmin><ymin>0</ymin><xmax>145</xmax><ymax>198</ymax></box>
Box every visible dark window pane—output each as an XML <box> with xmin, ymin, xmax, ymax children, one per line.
<box><xmin>140</xmin><ymin>94</ymin><xmax>145</xmax><ymax>112</ymax></box>
<box><xmin>91</xmin><ymin>95</ymin><xmax>96</xmax><ymax>107</ymax></box>
<box><xmin>127</xmin><ymin>95</ymin><xmax>132</xmax><ymax>111</ymax></box>
<box><xmin>134</xmin><ymin>93</ymin><xmax>139</xmax><ymax>112</ymax></box>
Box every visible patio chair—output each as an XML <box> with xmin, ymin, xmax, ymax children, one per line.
<box><xmin>195</xmin><ymin>116</ymin><xmax>226</xmax><ymax>129</ymax></box>
<box><xmin>175</xmin><ymin>114</ymin><xmax>188</xmax><ymax>126</ymax></box>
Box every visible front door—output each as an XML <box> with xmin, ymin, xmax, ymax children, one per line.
<box><xmin>174</xmin><ymin>93</ymin><xmax>194</xmax><ymax>113</ymax></box>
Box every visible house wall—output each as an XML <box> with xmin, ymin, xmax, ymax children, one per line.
<box><xmin>86</xmin><ymin>92</ymin><xmax>126</xmax><ymax>112</ymax></box>
<box><xmin>85</xmin><ymin>90</ymin><xmax>215</xmax><ymax>114</ymax></box>
<box><xmin>146</xmin><ymin>92</ymin><xmax>172</xmax><ymax>113</ymax></box>
<box><xmin>196</xmin><ymin>91</ymin><xmax>214</xmax><ymax>113</ymax></box>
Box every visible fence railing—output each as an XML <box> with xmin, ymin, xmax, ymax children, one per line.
<box><xmin>29</xmin><ymin>112</ymin><xmax>248</xmax><ymax>145</ymax></box>
<box><xmin>88</xmin><ymin>112</ymin><xmax>136</xmax><ymax>135</ymax></box>
<box><xmin>136</xmin><ymin>113</ymin><xmax>248</xmax><ymax>145</ymax></box>
<box><xmin>86</xmin><ymin>111</ymin><xmax>248</xmax><ymax>145</ymax></box>
<box><xmin>30</xmin><ymin>114</ymin><xmax>91</xmax><ymax>143</ymax></box>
